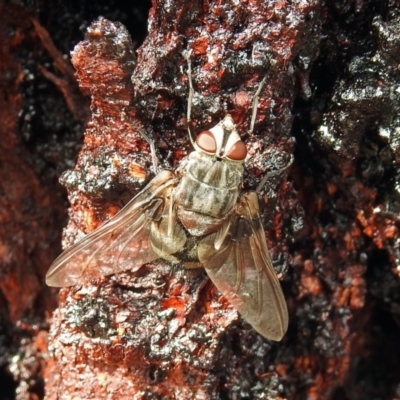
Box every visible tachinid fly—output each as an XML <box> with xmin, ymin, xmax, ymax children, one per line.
<box><xmin>46</xmin><ymin>68</ymin><xmax>289</xmax><ymax>341</ymax></box>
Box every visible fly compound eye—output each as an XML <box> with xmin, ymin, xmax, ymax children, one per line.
<box><xmin>196</xmin><ymin>131</ymin><xmax>217</xmax><ymax>154</ymax></box>
<box><xmin>226</xmin><ymin>140</ymin><xmax>247</xmax><ymax>161</ymax></box>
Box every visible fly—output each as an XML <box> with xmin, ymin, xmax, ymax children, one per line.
<box><xmin>46</xmin><ymin>56</ymin><xmax>289</xmax><ymax>341</ymax></box>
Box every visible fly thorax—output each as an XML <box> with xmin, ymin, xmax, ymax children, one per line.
<box><xmin>186</xmin><ymin>151</ymin><xmax>243</xmax><ymax>189</ymax></box>
<box><xmin>174</xmin><ymin>152</ymin><xmax>243</xmax><ymax>237</ymax></box>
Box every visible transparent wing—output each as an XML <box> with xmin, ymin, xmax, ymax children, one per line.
<box><xmin>198</xmin><ymin>192</ymin><xmax>288</xmax><ymax>341</ymax></box>
<box><xmin>46</xmin><ymin>170</ymin><xmax>176</xmax><ymax>287</ymax></box>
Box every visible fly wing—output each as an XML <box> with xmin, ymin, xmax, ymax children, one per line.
<box><xmin>46</xmin><ymin>170</ymin><xmax>176</xmax><ymax>287</ymax></box>
<box><xmin>198</xmin><ymin>191</ymin><xmax>288</xmax><ymax>341</ymax></box>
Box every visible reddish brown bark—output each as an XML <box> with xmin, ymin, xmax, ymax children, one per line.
<box><xmin>1</xmin><ymin>0</ymin><xmax>400</xmax><ymax>399</ymax></box>
<box><xmin>43</xmin><ymin>11</ymin><xmax>302</xmax><ymax>398</ymax></box>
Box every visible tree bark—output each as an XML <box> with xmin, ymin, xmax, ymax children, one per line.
<box><xmin>1</xmin><ymin>1</ymin><xmax>400</xmax><ymax>399</ymax></box>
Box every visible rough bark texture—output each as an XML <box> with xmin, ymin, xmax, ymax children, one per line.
<box><xmin>1</xmin><ymin>0</ymin><xmax>400</xmax><ymax>399</ymax></box>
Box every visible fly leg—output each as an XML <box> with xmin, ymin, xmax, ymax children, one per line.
<box><xmin>255</xmin><ymin>155</ymin><xmax>294</xmax><ymax>194</ymax></box>
<box><xmin>248</xmin><ymin>74</ymin><xmax>268</xmax><ymax>135</ymax></box>
<box><xmin>131</xmin><ymin>118</ymin><xmax>158</xmax><ymax>174</ymax></box>
<box><xmin>247</xmin><ymin>75</ymin><xmax>293</xmax><ymax>194</ymax></box>
<box><xmin>183</xmin><ymin>50</ymin><xmax>196</xmax><ymax>147</ymax></box>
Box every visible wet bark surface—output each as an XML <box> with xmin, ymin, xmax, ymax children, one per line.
<box><xmin>1</xmin><ymin>0</ymin><xmax>400</xmax><ymax>399</ymax></box>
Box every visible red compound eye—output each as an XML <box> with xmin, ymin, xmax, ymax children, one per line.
<box><xmin>227</xmin><ymin>140</ymin><xmax>247</xmax><ymax>161</ymax></box>
<box><xmin>196</xmin><ymin>131</ymin><xmax>217</xmax><ymax>153</ymax></box>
